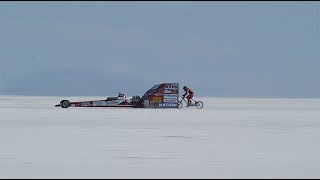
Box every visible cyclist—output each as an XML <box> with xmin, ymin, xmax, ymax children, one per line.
<box><xmin>182</xmin><ymin>86</ymin><xmax>194</xmax><ymax>107</ymax></box>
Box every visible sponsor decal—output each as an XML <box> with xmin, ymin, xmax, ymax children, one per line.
<box><xmin>92</xmin><ymin>99</ymin><xmax>125</xmax><ymax>106</ymax></box>
<box><xmin>159</xmin><ymin>102</ymin><xmax>178</xmax><ymax>107</ymax></box>
<box><xmin>152</xmin><ymin>96</ymin><xmax>162</xmax><ymax>103</ymax></box>
<box><xmin>164</xmin><ymin>94</ymin><xmax>178</xmax><ymax>98</ymax></box>
<box><xmin>163</xmin><ymin>98</ymin><xmax>178</xmax><ymax>103</ymax></box>
<box><xmin>166</xmin><ymin>83</ymin><xmax>178</xmax><ymax>86</ymax></box>
<box><xmin>150</xmin><ymin>101</ymin><xmax>159</xmax><ymax>108</ymax></box>
<box><xmin>81</xmin><ymin>102</ymin><xmax>90</xmax><ymax>107</ymax></box>
<box><xmin>154</xmin><ymin>92</ymin><xmax>164</xmax><ymax>96</ymax></box>
<box><xmin>105</xmin><ymin>99</ymin><xmax>123</xmax><ymax>105</ymax></box>
<box><xmin>172</xmin><ymin>89</ymin><xmax>179</xmax><ymax>93</ymax></box>
<box><xmin>93</xmin><ymin>101</ymin><xmax>106</xmax><ymax>106</ymax></box>
<box><xmin>164</xmin><ymin>89</ymin><xmax>179</xmax><ymax>94</ymax></box>
<box><xmin>164</xmin><ymin>84</ymin><xmax>178</xmax><ymax>90</ymax></box>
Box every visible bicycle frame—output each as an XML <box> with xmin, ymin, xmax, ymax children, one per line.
<box><xmin>178</xmin><ymin>95</ymin><xmax>203</xmax><ymax>109</ymax></box>
<box><xmin>180</xmin><ymin>96</ymin><xmax>197</xmax><ymax>106</ymax></box>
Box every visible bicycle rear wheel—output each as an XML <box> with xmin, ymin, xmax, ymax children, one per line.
<box><xmin>195</xmin><ymin>101</ymin><xmax>203</xmax><ymax>109</ymax></box>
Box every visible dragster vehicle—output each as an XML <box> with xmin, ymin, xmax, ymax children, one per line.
<box><xmin>55</xmin><ymin>83</ymin><xmax>179</xmax><ymax>108</ymax></box>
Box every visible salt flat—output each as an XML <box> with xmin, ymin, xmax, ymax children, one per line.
<box><xmin>1</xmin><ymin>96</ymin><xmax>320</xmax><ymax>178</ymax></box>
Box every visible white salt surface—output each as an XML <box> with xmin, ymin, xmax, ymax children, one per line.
<box><xmin>1</xmin><ymin>95</ymin><xmax>320</xmax><ymax>178</ymax></box>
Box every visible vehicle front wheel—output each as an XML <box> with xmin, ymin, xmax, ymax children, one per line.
<box><xmin>60</xmin><ymin>100</ymin><xmax>70</xmax><ymax>108</ymax></box>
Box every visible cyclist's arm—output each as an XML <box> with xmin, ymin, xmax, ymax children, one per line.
<box><xmin>182</xmin><ymin>90</ymin><xmax>188</xmax><ymax>97</ymax></box>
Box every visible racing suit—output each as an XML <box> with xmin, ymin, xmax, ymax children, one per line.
<box><xmin>182</xmin><ymin>88</ymin><xmax>194</xmax><ymax>106</ymax></box>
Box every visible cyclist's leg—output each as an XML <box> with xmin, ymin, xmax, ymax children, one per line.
<box><xmin>186</xmin><ymin>95</ymin><xmax>191</xmax><ymax>106</ymax></box>
<box><xmin>190</xmin><ymin>93</ymin><xmax>195</xmax><ymax>105</ymax></box>
<box><xmin>186</xmin><ymin>93</ymin><xmax>194</xmax><ymax>106</ymax></box>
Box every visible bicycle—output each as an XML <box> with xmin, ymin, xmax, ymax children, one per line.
<box><xmin>178</xmin><ymin>96</ymin><xmax>204</xmax><ymax>109</ymax></box>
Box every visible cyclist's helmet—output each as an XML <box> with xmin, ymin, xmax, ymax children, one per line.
<box><xmin>183</xmin><ymin>86</ymin><xmax>187</xmax><ymax>90</ymax></box>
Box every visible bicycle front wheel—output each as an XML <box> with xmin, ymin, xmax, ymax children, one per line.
<box><xmin>195</xmin><ymin>101</ymin><xmax>203</xmax><ymax>109</ymax></box>
<box><xmin>178</xmin><ymin>101</ymin><xmax>183</xmax><ymax>109</ymax></box>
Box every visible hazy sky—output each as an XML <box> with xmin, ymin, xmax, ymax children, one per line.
<box><xmin>0</xmin><ymin>1</ymin><xmax>319</xmax><ymax>97</ymax></box>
